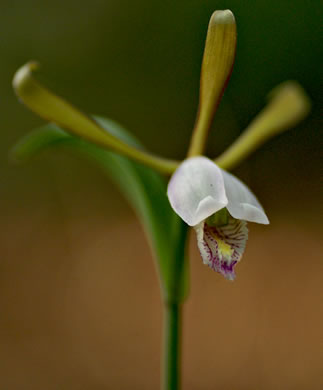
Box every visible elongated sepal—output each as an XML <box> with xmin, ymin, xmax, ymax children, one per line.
<box><xmin>215</xmin><ymin>81</ymin><xmax>311</xmax><ymax>170</ymax></box>
<box><xmin>13</xmin><ymin>62</ymin><xmax>124</xmax><ymax>149</ymax></box>
<box><xmin>12</xmin><ymin>62</ymin><xmax>179</xmax><ymax>174</ymax></box>
<box><xmin>188</xmin><ymin>10</ymin><xmax>237</xmax><ymax>156</ymax></box>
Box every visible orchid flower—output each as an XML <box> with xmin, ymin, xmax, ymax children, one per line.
<box><xmin>11</xmin><ymin>7</ymin><xmax>311</xmax><ymax>389</ymax></box>
<box><xmin>166</xmin><ymin>10</ymin><xmax>270</xmax><ymax>280</ymax></box>
<box><xmin>167</xmin><ymin>156</ymin><xmax>269</xmax><ymax>280</ymax></box>
<box><xmin>11</xmin><ymin>10</ymin><xmax>308</xmax><ymax>285</ymax></box>
<box><xmin>12</xmin><ymin>8</ymin><xmax>309</xmax><ymax>285</ymax></box>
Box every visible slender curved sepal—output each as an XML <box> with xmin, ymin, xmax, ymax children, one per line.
<box><xmin>215</xmin><ymin>81</ymin><xmax>311</xmax><ymax>170</ymax></box>
<box><xmin>188</xmin><ymin>10</ymin><xmax>237</xmax><ymax>157</ymax></box>
<box><xmin>13</xmin><ymin>62</ymin><xmax>179</xmax><ymax>175</ymax></box>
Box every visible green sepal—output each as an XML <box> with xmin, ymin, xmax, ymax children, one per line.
<box><xmin>11</xmin><ymin>117</ymin><xmax>189</xmax><ymax>303</ymax></box>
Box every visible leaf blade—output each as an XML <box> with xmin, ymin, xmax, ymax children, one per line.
<box><xmin>11</xmin><ymin>118</ymin><xmax>189</xmax><ymax>302</ymax></box>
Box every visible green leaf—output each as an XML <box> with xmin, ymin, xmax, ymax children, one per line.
<box><xmin>11</xmin><ymin>117</ymin><xmax>189</xmax><ymax>303</ymax></box>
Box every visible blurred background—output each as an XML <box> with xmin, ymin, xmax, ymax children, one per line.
<box><xmin>0</xmin><ymin>0</ymin><xmax>322</xmax><ymax>389</ymax></box>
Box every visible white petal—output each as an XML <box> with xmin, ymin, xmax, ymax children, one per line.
<box><xmin>167</xmin><ymin>157</ymin><xmax>228</xmax><ymax>226</ymax></box>
<box><xmin>221</xmin><ymin>169</ymin><xmax>269</xmax><ymax>224</ymax></box>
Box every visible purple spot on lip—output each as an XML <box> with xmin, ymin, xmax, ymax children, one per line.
<box><xmin>221</xmin><ymin>260</ymin><xmax>237</xmax><ymax>272</ymax></box>
<box><xmin>220</xmin><ymin>260</ymin><xmax>237</xmax><ymax>279</ymax></box>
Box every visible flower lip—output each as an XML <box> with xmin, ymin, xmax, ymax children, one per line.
<box><xmin>195</xmin><ymin>217</ymin><xmax>248</xmax><ymax>280</ymax></box>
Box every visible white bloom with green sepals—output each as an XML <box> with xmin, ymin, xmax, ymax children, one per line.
<box><xmin>167</xmin><ymin>156</ymin><xmax>269</xmax><ymax>280</ymax></box>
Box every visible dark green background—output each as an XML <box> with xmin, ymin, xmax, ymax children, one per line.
<box><xmin>1</xmin><ymin>0</ymin><xmax>322</xmax><ymax>207</ymax></box>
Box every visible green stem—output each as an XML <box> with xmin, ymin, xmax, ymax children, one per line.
<box><xmin>163</xmin><ymin>302</ymin><xmax>182</xmax><ymax>390</ymax></box>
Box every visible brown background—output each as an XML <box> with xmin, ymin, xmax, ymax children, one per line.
<box><xmin>0</xmin><ymin>0</ymin><xmax>322</xmax><ymax>389</ymax></box>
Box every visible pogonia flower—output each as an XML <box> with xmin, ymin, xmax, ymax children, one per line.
<box><xmin>167</xmin><ymin>156</ymin><xmax>269</xmax><ymax>280</ymax></box>
<box><xmin>12</xmin><ymin>9</ymin><xmax>307</xmax><ymax>284</ymax></box>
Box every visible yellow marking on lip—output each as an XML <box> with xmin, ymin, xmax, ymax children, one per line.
<box><xmin>210</xmin><ymin>230</ymin><xmax>234</xmax><ymax>259</ymax></box>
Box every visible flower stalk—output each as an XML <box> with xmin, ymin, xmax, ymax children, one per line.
<box><xmin>163</xmin><ymin>303</ymin><xmax>182</xmax><ymax>390</ymax></box>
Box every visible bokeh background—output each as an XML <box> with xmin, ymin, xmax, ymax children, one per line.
<box><xmin>1</xmin><ymin>0</ymin><xmax>322</xmax><ymax>389</ymax></box>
